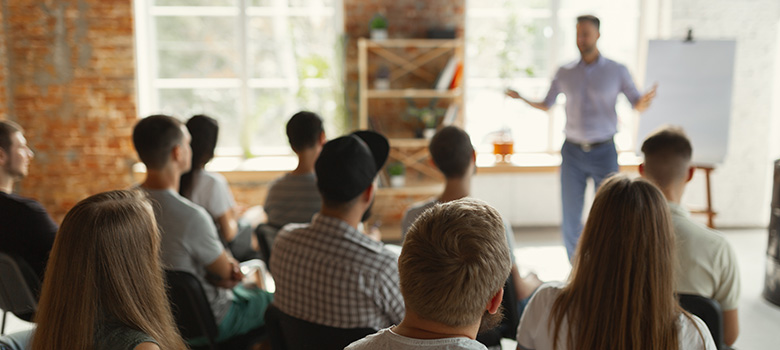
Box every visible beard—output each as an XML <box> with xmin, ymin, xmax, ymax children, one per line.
<box><xmin>478</xmin><ymin>305</ymin><xmax>504</xmax><ymax>333</ymax></box>
<box><xmin>360</xmin><ymin>200</ymin><xmax>374</xmax><ymax>223</ymax></box>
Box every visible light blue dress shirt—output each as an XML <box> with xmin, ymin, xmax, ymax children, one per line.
<box><xmin>543</xmin><ymin>55</ymin><xmax>641</xmax><ymax>144</ymax></box>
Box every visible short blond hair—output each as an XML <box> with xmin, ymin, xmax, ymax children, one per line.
<box><xmin>400</xmin><ymin>198</ymin><xmax>512</xmax><ymax>327</ymax></box>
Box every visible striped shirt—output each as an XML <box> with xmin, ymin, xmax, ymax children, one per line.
<box><xmin>264</xmin><ymin>172</ymin><xmax>321</xmax><ymax>228</ymax></box>
<box><xmin>270</xmin><ymin>214</ymin><xmax>405</xmax><ymax>329</ymax></box>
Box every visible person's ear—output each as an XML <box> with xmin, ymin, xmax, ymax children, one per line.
<box><xmin>686</xmin><ymin>166</ymin><xmax>695</xmax><ymax>183</ymax></box>
<box><xmin>638</xmin><ymin>163</ymin><xmax>646</xmax><ymax>177</ymax></box>
<box><xmin>319</xmin><ymin>131</ymin><xmax>327</xmax><ymax>145</ymax></box>
<box><xmin>171</xmin><ymin>144</ymin><xmax>183</xmax><ymax>163</ymax></box>
<box><xmin>0</xmin><ymin>148</ymin><xmax>7</xmax><ymax>166</ymax></box>
<box><xmin>486</xmin><ymin>288</ymin><xmax>504</xmax><ymax>314</ymax></box>
<box><xmin>363</xmin><ymin>181</ymin><xmax>376</xmax><ymax>203</ymax></box>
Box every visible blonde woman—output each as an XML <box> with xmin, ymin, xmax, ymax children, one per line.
<box><xmin>516</xmin><ymin>175</ymin><xmax>716</xmax><ymax>350</ymax></box>
<box><xmin>31</xmin><ymin>190</ymin><xmax>187</xmax><ymax>350</ymax></box>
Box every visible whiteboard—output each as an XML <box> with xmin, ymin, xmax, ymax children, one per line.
<box><xmin>636</xmin><ymin>40</ymin><xmax>736</xmax><ymax>165</ymax></box>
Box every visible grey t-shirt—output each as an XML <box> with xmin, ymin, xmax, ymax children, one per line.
<box><xmin>143</xmin><ymin>188</ymin><xmax>233</xmax><ymax>323</ymax></box>
<box><xmin>346</xmin><ymin>328</ymin><xmax>487</xmax><ymax>350</ymax></box>
<box><xmin>402</xmin><ymin>198</ymin><xmax>517</xmax><ymax>263</ymax></box>
<box><xmin>264</xmin><ymin>172</ymin><xmax>321</xmax><ymax>228</ymax></box>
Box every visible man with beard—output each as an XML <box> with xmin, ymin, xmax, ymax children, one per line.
<box><xmin>346</xmin><ymin>198</ymin><xmax>511</xmax><ymax>350</ymax></box>
<box><xmin>506</xmin><ymin>15</ymin><xmax>657</xmax><ymax>260</ymax></box>
<box><xmin>270</xmin><ymin>130</ymin><xmax>404</xmax><ymax>331</ymax></box>
<box><xmin>0</xmin><ymin>120</ymin><xmax>57</xmax><ymax>282</ymax></box>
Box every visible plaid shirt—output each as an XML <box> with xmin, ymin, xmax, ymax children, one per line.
<box><xmin>270</xmin><ymin>214</ymin><xmax>405</xmax><ymax>329</ymax></box>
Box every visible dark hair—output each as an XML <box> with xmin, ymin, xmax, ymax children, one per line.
<box><xmin>132</xmin><ymin>115</ymin><xmax>184</xmax><ymax>170</ymax></box>
<box><xmin>286</xmin><ymin>111</ymin><xmax>324</xmax><ymax>152</ymax></box>
<box><xmin>577</xmin><ymin>15</ymin><xmax>600</xmax><ymax>31</ymax></box>
<box><xmin>0</xmin><ymin>120</ymin><xmax>22</xmax><ymax>154</ymax></box>
<box><xmin>641</xmin><ymin>126</ymin><xmax>693</xmax><ymax>188</ymax></box>
<box><xmin>180</xmin><ymin>115</ymin><xmax>219</xmax><ymax>198</ymax></box>
<box><xmin>429</xmin><ymin>126</ymin><xmax>474</xmax><ymax>178</ymax></box>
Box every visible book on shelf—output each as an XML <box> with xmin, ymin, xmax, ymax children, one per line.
<box><xmin>441</xmin><ymin>105</ymin><xmax>459</xmax><ymax>126</ymax></box>
<box><xmin>435</xmin><ymin>57</ymin><xmax>460</xmax><ymax>91</ymax></box>
<box><xmin>449</xmin><ymin>62</ymin><xmax>464</xmax><ymax>89</ymax></box>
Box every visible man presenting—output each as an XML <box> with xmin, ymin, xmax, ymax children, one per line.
<box><xmin>506</xmin><ymin>15</ymin><xmax>657</xmax><ymax>259</ymax></box>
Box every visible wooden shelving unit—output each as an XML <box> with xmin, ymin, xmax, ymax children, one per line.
<box><xmin>358</xmin><ymin>38</ymin><xmax>464</xmax><ymax>188</ymax></box>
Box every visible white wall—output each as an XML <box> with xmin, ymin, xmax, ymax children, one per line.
<box><xmin>471</xmin><ymin>0</ymin><xmax>780</xmax><ymax>228</ymax></box>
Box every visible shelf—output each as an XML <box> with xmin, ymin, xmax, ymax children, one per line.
<box><xmin>363</xmin><ymin>39</ymin><xmax>463</xmax><ymax>48</ymax></box>
<box><xmin>366</xmin><ymin>89</ymin><xmax>461</xmax><ymax>99</ymax></box>
<box><xmin>389</xmin><ymin>138</ymin><xmax>428</xmax><ymax>148</ymax></box>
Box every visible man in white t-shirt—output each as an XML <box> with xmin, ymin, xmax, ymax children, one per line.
<box><xmin>639</xmin><ymin>126</ymin><xmax>740</xmax><ymax>346</ymax></box>
<box><xmin>347</xmin><ymin>198</ymin><xmax>512</xmax><ymax>350</ymax></box>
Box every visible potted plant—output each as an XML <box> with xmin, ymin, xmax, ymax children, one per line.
<box><xmin>374</xmin><ymin>64</ymin><xmax>390</xmax><ymax>90</ymax></box>
<box><xmin>405</xmin><ymin>99</ymin><xmax>445</xmax><ymax>139</ymax></box>
<box><xmin>369</xmin><ymin>13</ymin><xmax>388</xmax><ymax>40</ymax></box>
<box><xmin>387</xmin><ymin>162</ymin><xmax>406</xmax><ymax>188</ymax></box>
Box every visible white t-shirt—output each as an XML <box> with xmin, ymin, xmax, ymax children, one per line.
<box><xmin>346</xmin><ymin>328</ymin><xmax>487</xmax><ymax>350</ymax></box>
<box><xmin>516</xmin><ymin>283</ymin><xmax>717</xmax><ymax>350</ymax></box>
<box><xmin>189</xmin><ymin>170</ymin><xmax>236</xmax><ymax>219</ymax></box>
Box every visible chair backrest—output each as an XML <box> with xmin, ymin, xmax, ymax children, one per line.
<box><xmin>264</xmin><ymin>303</ymin><xmax>376</xmax><ymax>350</ymax></box>
<box><xmin>678</xmin><ymin>293</ymin><xmax>726</xmax><ymax>350</ymax></box>
<box><xmin>254</xmin><ymin>224</ymin><xmax>279</xmax><ymax>269</ymax></box>
<box><xmin>0</xmin><ymin>253</ymin><xmax>38</xmax><ymax>317</ymax></box>
<box><xmin>164</xmin><ymin>270</ymin><xmax>219</xmax><ymax>345</ymax></box>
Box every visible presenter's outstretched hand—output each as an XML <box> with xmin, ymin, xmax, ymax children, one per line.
<box><xmin>635</xmin><ymin>83</ymin><xmax>658</xmax><ymax>113</ymax></box>
<box><xmin>505</xmin><ymin>88</ymin><xmax>521</xmax><ymax>99</ymax></box>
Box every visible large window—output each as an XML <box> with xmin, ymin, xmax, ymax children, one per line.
<box><xmin>135</xmin><ymin>0</ymin><xmax>345</xmax><ymax>157</ymax></box>
<box><xmin>465</xmin><ymin>0</ymin><xmax>644</xmax><ymax>155</ymax></box>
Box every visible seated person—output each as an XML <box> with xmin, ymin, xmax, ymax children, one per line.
<box><xmin>31</xmin><ymin>189</ymin><xmax>187</xmax><ymax>350</ymax></box>
<box><xmin>401</xmin><ymin>126</ymin><xmax>541</xmax><ymax>314</ymax></box>
<box><xmin>640</xmin><ymin>126</ymin><xmax>741</xmax><ymax>345</ymax></box>
<box><xmin>347</xmin><ymin>198</ymin><xmax>512</xmax><ymax>350</ymax></box>
<box><xmin>133</xmin><ymin>115</ymin><xmax>272</xmax><ymax>345</ymax></box>
<box><xmin>516</xmin><ymin>175</ymin><xmax>716</xmax><ymax>350</ymax></box>
<box><xmin>270</xmin><ymin>130</ymin><xmax>404</xmax><ymax>329</ymax></box>
<box><xmin>0</xmin><ymin>120</ymin><xmax>57</xmax><ymax>283</ymax></box>
<box><xmin>180</xmin><ymin>114</ymin><xmax>258</xmax><ymax>261</ymax></box>
<box><xmin>264</xmin><ymin>111</ymin><xmax>325</xmax><ymax>229</ymax></box>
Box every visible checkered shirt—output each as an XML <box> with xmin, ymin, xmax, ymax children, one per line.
<box><xmin>270</xmin><ymin>214</ymin><xmax>405</xmax><ymax>329</ymax></box>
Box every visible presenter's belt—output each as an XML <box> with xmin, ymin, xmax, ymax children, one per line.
<box><xmin>566</xmin><ymin>138</ymin><xmax>613</xmax><ymax>152</ymax></box>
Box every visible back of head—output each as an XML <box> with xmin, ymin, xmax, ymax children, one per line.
<box><xmin>551</xmin><ymin>174</ymin><xmax>680</xmax><ymax>349</ymax></box>
<box><xmin>32</xmin><ymin>190</ymin><xmax>186</xmax><ymax>350</ymax></box>
<box><xmin>400</xmin><ymin>198</ymin><xmax>511</xmax><ymax>327</ymax></box>
<box><xmin>641</xmin><ymin>126</ymin><xmax>693</xmax><ymax>189</ymax></box>
<box><xmin>186</xmin><ymin>114</ymin><xmax>219</xmax><ymax>169</ymax></box>
<box><xmin>0</xmin><ymin>120</ymin><xmax>22</xmax><ymax>154</ymax></box>
<box><xmin>287</xmin><ymin>111</ymin><xmax>324</xmax><ymax>153</ymax></box>
<box><xmin>133</xmin><ymin>114</ymin><xmax>184</xmax><ymax>170</ymax></box>
<box><xmin>429</xmin><ymin>126</ymin><xmax>474</xmax><ymax>178</ymax></box>
<box><xmin>180</xmin><ymin>115</ymin><xmax>218</xmax><ymax>197</ymax></box>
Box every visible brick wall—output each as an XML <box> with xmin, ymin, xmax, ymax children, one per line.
<box><xmin>0</xmin><ymin>2</ymin><xmax>9</xmax><ymax>120</ymax></box>
<box><xmin>2</xmin><ymin>0</ymin><xmax>138</xmax><ymax>223</ymax></box>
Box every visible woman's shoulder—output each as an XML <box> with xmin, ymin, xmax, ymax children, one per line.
<box><xmin>95</xmin><ymin>323</ymin><xmax>158</xmax><ymax>350</ymax></box>
<box><xmin>677</xmin><ymin>313</ymin><xmax>717</xmax><ymax>350</ymax></box>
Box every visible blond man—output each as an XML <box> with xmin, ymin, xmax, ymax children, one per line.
<box><xmin>346</xmin><ymin>198</ymin><xmax>512</xmax><ymax>350</ymax></box>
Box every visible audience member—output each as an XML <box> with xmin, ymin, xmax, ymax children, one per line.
<box><xmin>264</xmin><ymin>111</ymin><xmax>325</xmax><ymax>229</ymax></box>
<box><xmin>640</xmin><ymin>126</ymin><xmax>741</xmax><ymax>345</ymax></box>
<box><xmin>401</xmin><ymin>126</ymin><xmax>542</xmax><ymax>313</ymax></box>
<box><xmin>270</xmin><ymin>130</ymin><xmax>405</xmax><ymax>330</ymax></box>
<box><xmin>31</xmin><ymin>190</ymin><xmax>187</xmax><ymax>350</ymax></box>
<box><xmin>516</xmin><ymin>175</ymin><xmax>715</xmax><ymax>350</ymax></box>
<box><xmin>133</xmin><ymin>115</ymin><xmax>272</xmax><ymax>345</ymax></box>
<box><xmin>347</xmin><ymin>198</ymin><xmax>512</xmax><ymax>350</ymax></box>
<box><xmin>0</xmin><ymin>120</ymin><xmax>57</xmax><ymax>282</ymax></box>
<box><xmin>180</xmin><ymin>114</ymin><xmax>258</xmax><ymax>260</ymax></box>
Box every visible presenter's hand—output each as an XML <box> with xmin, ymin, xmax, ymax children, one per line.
<box><xmin>635</xmin><ymin>84</ymin><xmax>658</xmax><ymax>113</ymax></box>
<box><xmin>505</xmin><ymin>88</ymin><xmax>521</xmax><ymax>99</ymax></box>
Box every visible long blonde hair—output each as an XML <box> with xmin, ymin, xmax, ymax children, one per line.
<box><xmin>32</xmin><ymin>190</ymin><xmax>187</xmax><ymax>350</ymax></box>
<box><xmin>550</xmin><ymin>174</ymin><xmax>699</xmax><ymax>350</ymax></box>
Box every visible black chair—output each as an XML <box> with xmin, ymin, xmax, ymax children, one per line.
<box><xmin>254</xmin><ymin>224</ymin><xmax>280</xmax><ymax>269</ymax></box>
<box><xmin>678</xmin><ymin>293</ymin><xmax>731</xmax><ymax>350</ymax></box>
<box><xmin>264</xmin><ymin>303</ymin><xmax>376</xmax><ymax>350</ymax></box>
<box><xmin>164</xmin><ymin>270</ymin><xmax>265</xmax><ymax>350</ymax></box>
<box><xmin>0</xmin><ymin>253</ymin><xmax>39</xmax><ymax>335</ymax></box>
<box><xmin>476</xmin><ymin>272</ymin><xmax>520</xmax><ymax>348</ymax></box>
